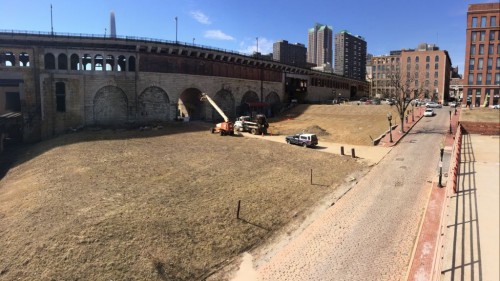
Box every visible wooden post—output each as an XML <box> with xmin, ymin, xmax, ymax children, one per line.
<box><xmin>236</xmin><ymin>200</ymin><xmax>241</xmax><ymax>219</ymax></box>
<box><xmin>310</xmin><ymin>169</ymin><xmax>313</xmax><ymax>185</ymax></box>
<box><xmin>351</xmin><ymin>148</ymin><xmax>356</xmax><ymax>158</ymax></box>
<box><xmin>340</xmin><ymin>146</ymin><xmax>344</xmax><ymax>155</ymax></box>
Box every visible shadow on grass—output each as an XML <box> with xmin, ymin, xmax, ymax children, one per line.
<box><xmin>239</xmin><ymin>218</ymin><xmax>271</xmax><ymax>232</ymax></box>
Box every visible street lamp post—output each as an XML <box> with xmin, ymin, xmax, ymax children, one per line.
<box><xmin>387</xmin><ymin>113</ymin><xmax>393</xmax><ymax>143</ymax></box>
<box><xmin>449</xmin><ymin>110</ymin><xmax>452</xmax><ymax>134</ymax></box>
<box><xmin>411</xmin><ymin>103</ymin><xmax>414</xmax><ymax>122</ymax></box>
<box><xmin>439</xmin><ymin>146</ymin><xmax>444</xmax><ymax>187</ymax></box>
<box><xmin>175</xmin><ymin>17</ymin><xmax>178</xmax><ymax>43</ymax></box>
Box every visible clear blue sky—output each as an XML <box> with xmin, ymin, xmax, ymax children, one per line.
<box><xmin>0</xmin><ymin>0</ymin><xmax>496</xmax><ymax>74</ymax></box>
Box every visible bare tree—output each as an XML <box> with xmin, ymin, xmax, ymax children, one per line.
<box><xmin>386</xmin><ymin>68</ymin><xmax>425</xmax><ymax>133</ymax></box>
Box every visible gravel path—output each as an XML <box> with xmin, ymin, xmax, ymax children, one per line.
<box><xmin>251</xmin><ymin>109</ymin><xmax>450</xmax><ymax>280</ymax></box>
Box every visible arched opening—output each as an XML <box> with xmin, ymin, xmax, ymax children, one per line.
<box><xmin>211</xmin><ymin>90</ymin><xmax>235</xmax><ymax>122</ymax></box>
<box><xmin>106</xmin><ymin>55</ymin><xmax>115</xmax><ymax>71</ymax></box>
<box><xmin>265</xmin><ymin>92</ymin><xmax>282</xmax><ymax>117</ymax></box>
<box><xmin>70</xmin><ymin>54</ymin><xmax>80</xmax><ymax>70</ymax></box>
<box><xmin>58</xmin><ymin>53</ymin><xmax>68</xmax><ymax>70</ymax></box>
<box><xmin>19</xmin><ymin>52</ymin><xmax>29</xmax><ymax>67</ymax></box>
<box><xmin>93</xmin><ymin>85</ymin><xmax>128</xmax><ymax>125</ymax></box>
<box><xmin>82</xmin><ymin>54</ymin><xmax>92</xmax><ymax>70</ymax></box>
<box><xmin>117</xmin><ymin>55</ymin><xmax>126</xmax><ymax>71</ymax></box>
<box><xmin>128</xmin><ymin>56</ymin><xmax>136</xmax><ymax>71</ymax></box>
<box><xmin>239</xmin><ymin>91</ymin><xmax>259</xmax><ymax>116</ymax></box>
<box><xmin>94</xmin><ymin>54</ymin><xmax>104</xmax><ymax>71</ymax></box>
<box><xmin>138</xmin><ymin>86</ymin><xmax>170</xmax><ymax>122</ymax></box>
<box><xmin>44</xmin><ymin>53</ymin><xmax>55</xmax><ymax>69</ymax></box>
<box><xmin>3</xmin><ymin>52</ymin><xmax>16</xmax><ymax>67</ymax></box>
<box><xmin>178</xmin><ymin>88</ymin><xmax>203</xmax><ymax>120</ymax></box>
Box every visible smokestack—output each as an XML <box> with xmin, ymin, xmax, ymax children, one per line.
<box><xmin>110</xmin><ymin>11</ymin><xmax>116</xmax><ymax>38</ymax></box>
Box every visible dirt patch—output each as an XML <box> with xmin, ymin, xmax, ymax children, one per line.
<box><xmin>459</xmin><ymin>108</ymin><xmax>500</xmax><ymax>123</ymax></box>
<box><xmin>0</xmin><ymin>122</ymin><xmax>365</xmax><ymax>280</ymax></box>
<box><xmin>268</xmin><ymin>104</ymin><xmax>402</xmax><ymax>146</ymax></box>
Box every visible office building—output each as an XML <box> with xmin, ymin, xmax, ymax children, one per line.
<box><xmin>463</xmin><ymin>2</ymin><xmax>500</xmax><ymax>107</ymax></box>
<box><xmin>307</xmin><ymin>23</ymin><xmax>333</xmax><ymax>67</ymax></box>
<box><xmin>334</xmin><ymin>31</ymin><xmax>367</xmax><ymax>81</ymax></box>
<box><xmin>273</xmin><ymin>40</ymin><xmax>307</xmax><ymax>67</ymax></box>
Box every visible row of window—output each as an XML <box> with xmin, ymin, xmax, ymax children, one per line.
<box><xmin>471</xmin><ymin>16</ymin><xmax>497</xmax><ymax>28</ymax></box>
<box><xmin>466</xmin><ymin>88</ymin><xmax>500</xmax><ymax>106</ymax></box>
<box><xmin>467</xmin><ymin>73</ymin><xmax>500</xmax><ymax>85</ymax></box>
<box><xmin>469</xmin><ymin>44</ymin><xmax>500</xmax><ymax>56</ymax></box>
<box><xmin>0</xmin><ymin>51</ymin><xmax>137</xmax><ymax>72</ymax></box>
<box><xmin>406</xmin><ymin>55</ymin><xmax>440</xmax><ymax>63</ymax></box>
<box><xmin>374</xmin><ymin>79</ymin><xmax>439</xmax><ymax>87</ymax></box>
<box><xmin>44</xmin><ymin>53</ymin><xmax>136</xmax><ymax>71</ymax></box>
<box><xmin>471</xmin><ymin>30</ymin><xmax>499</xmax><ymax>42</ymax></box>
<box><xmin>469</xmin><ymin>57</ymin><xmax>500</xmax><ymax>70</ymax></box>
<box><xmin>406</xmin><ymin>63</ymin><xmax>439</xmax><ymax>70</ymax></box>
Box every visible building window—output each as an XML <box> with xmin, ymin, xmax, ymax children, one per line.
<box><xmin>476</xmin><ymin>73</ymin><xmax>482</xmax><ymax>85</ymax></box>
<box><xmin>495</xmin><ymin>73</ymin><xmax>500</xmax><ymax>85</ymax></box>
<box><xmin>407</xmin><ymin>57</ymin><xmax>411</xmax><ymax>63</ymax></box>
<box><xmin>478</xmin><ymin>44</ymin><xmax>484</xmax><ymax>55</ymax></box>
<box><xmin>481</xmin><ymin>16</ymin><xmax>487</xmax><ymax>27</ymax></box>
<box><xmin>487</xmin><ymin>58</ymin><xmax>492</xmax><ymax>70</ymax></box>
<box><xmin>55</xmin><ymin>82</ymin><xmax>66</xmax><ymax>112</ymax></box>
<box><xmin>434</xmin><ymin>80</ymin><xmax>438</xmax><ymax>87</ymax></box>
<box><xmin>491</xmin><ymin>16</ymin><xmax>497</xmax><ymax>27</ymax></box>
<box><xmin>469</xmin><ymin>58</ymin><xmax>475</xmax><ymax>70</ymax></box>
<box><xmin>470</xmin><ymin>45</ymin><xmax>476</xmax><ymax>56</ymax></box>
<box><xmin>415</xmin><ymin>56</ymin><xmax>419</xmax><ymax>63</ymax></box>
<box><xmin>497</xmin><ymin>58</ymin><xmax>500</xmax><ymax>69</ymax></box>
<box><xmin>480</xmin><ymin>31</ymin><xmax>485</xmax><ymax>41</ymax></box>
<box><xmin>44</xmin><ymin>53</ymin><xmax>55</xmax><ymax>69</ymax></box>
<box><xmin>489</xmin><ymin>44</ymin><xmax>494</xmax><ymax>55</ymax></box>
<box><xmin>471</xmin><ymin>31</ymin><xmax>477</xmax><ymax>42</ymax></box>
<box><xmin>490</xmin><ymin>31</ymin><xmax>496</xmax><ymax>41</ymax></box>
<box><xmin>478</xmin><ymin>58</ymin><xmax>483</xmax><ymax>70</ymax></box>
<box><xmin>415</xmin><ymin>80</ymin><xmax>419</xmax><ymax>87</ymax></box>
<box><xmin>426</xmin><ymin>63</ymin><xmax>430</xmax><ymax>70</ymax></box>
<box><xmin>5</xmin><ymin>92</ymin><xmax>21</xmax><ymax>111</ymax></box>
<box><xmin>426</xmin><ymin>72</ymin><xmax>430</xmax><ymax>79</ymax></box>
<box><xmin>425</xmin><ymin>80</ymin><xmax>429</xmax><ymax>87</ymax></box>
<box><xmin>435</xmin><ymin>63</ymin><xmax>439</xmax><ymax>69</ymax></box>
<box><xmin>434</xmin><ymin>71</ymin><xmax>439</xmax><ymax>78</ymax></box>
<box><xmin>486</xmin><ymin>73</ymin><xmax>492</xmax><ymax>85</ymax></box>
<box><xmin>426</xmin><ymin>56</ymin><xmax>430</xmax><ymax>62</ymax></box>
<box><xmin>468</xmin><ymin>74</ymin><xmax>474</xmax><ymax>84</ymax></box>
<box><xmin>498</xmin><ymin>44</ymin><xmax>500</xmax><ymax>55</ymax></box>
<box><xmin>435</xmin><ymin>55</ymin><xmax>439</xmax><ymax>62</ymax></box>
<box><xmin>472</xmin><ymin>17</ymin><xmax>478</xmax><ymax>27</ymax></box>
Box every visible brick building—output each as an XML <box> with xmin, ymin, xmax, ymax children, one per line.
<box><xmin>463</xmin><ymin>2</ymin><xmax>500</xmax><ymax>107</ymax></box>
<box><xmin>371</xmin><ymin>43</ymin><xmax>451</xmax><ymax>102</ymax></box>
<box><xmin>272</xmin><ymin>40</ymin><xmax>307</xmax><ymax>67</ymax></box>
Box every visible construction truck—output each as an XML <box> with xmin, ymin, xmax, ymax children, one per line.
<box><xmin>234</xmin><ymin>114</ymin><xmax>269</xmax><ymax>135</ymax></box>
<box><xmin>200</xmin><ymin>93</ymin><xmax>234</xmax><ymax>136</ymax></box>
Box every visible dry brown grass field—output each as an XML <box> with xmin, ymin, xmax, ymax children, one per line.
<box><xmin>459</xmin><ymin>107</ymin><xmax>500</xmax><ymax>123</ymax></box>
<box><xmin>0</xmin><ymin>104</ymin><xmax>401</xmax><ymax>280</ymax></box>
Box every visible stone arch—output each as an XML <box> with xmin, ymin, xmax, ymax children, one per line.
<box><xmin>239</xmin><ymin>91</ymin><xmax>259</xmax><ymax>116</ymax></box>
<box><xmin>117</xmin><ymin>55</ymin><xmax>126</xmax><ymax>71</ymax></box>
<box><xmin>2</xmin><ymin>52</ymin><xmax>15</xmax><ymax>67</ymax></box>
<box><xmin>93</xmin><ymin>85</ymin><xmax>128</xmax><ymax>125</ymax></box>
<box><xmin>211</xmin><ymin>90</ymin><xmax>235</xmax><ymax>122</ymax></box>
<box><xmin>94</xmin><ymin>54</ymin><xmax>104</xmax><ymax>71</ymax></box>
<box><xmin>82</xmin><ymin>54</ymin><xmax>92</xmax><ymax>70</ymax></box>
<box><xmin>265</xmin><ymin>91</ymin><xmax>282</xmax><ymax>117</ymax></box>
<box><xmin>106</xmin><ymin>55</ymin><xmax>114</xmax><ymax>71</ymax></box>
<box><xmin>178</xmin><ymin>88</ymin><xmax>204</xmax><ymax>120</ymax></box>
<box><xmin>58</xmin><ymin>53</ymin><xmax>68</xmax><ymax>70</ymax></box>
<box><xmin>138</xmin><ymin>86</ymin><xmax>170</xmax><ymax>122</ymax></box>
<box><xmin>19</xmin><ymin>52</ymin><xmax>29</xmax><ymax>67</ymax></box>
<box><xmin>44</xmin><ymin>53</ymin><xmax>55</xmax><ymax>69</ymax></box>
<box><xmin>70</xmin><ymin>54</ymin><xmax>79</xmax><ymax>70</ymax></box>
<box><xmin>128</xmin><ymin>56</ymin><xmax>136</xmax><ymax>71</ymax></box>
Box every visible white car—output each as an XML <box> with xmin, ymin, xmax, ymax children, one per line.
<box><xmin>424</xmin><ymin>108</ymin><xmax>435</xmax><ymax>117</ymax></box>
<box><xmin>426</xmin><ymin>102</ymin><xmax>442</xmax><ymax>108</ymax></box>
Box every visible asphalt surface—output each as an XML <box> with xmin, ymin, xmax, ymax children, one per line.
<box><xmin>238</xmin><ymin>108</ymin><xmax>452</xmax><ymax>280</ymax></box>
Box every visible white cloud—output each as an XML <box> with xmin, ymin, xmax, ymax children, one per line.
<box><xmin>238</xmin><ymin>37</ymin><xmax>273</xmax><ymax>55</ymax></box>
<box><xmin>204</xmin><ymin>30</ymin><xmax>235</xmax><ymax>41</ymax></box>
<box><xmin>190</xmin><ymin>11</ymin><xmax>211</xmax><ymax>25</ymax></box>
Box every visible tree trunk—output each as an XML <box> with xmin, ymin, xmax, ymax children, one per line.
<box><xmin>400</xmin><ymin>116</ymin><xmax>405</xmax><ymax>133</ymax></box>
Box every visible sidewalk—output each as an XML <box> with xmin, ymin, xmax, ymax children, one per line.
<box><xmin>378</xmin><ymin>106</ymin><xmax>427</xmax><ymax>147</ymax></box>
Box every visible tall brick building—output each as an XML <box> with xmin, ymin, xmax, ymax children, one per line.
<box><xmin>463</xmin><ymin>2</ymin><xmax>500</xmax><ymax>107</ymax></box>
<box><xmin>307</xmin><ymin>23</ymin><xmax>333</xmax><ymax>67</ymax></box>
<box><xmin>371</xmin><ymin>43</ymin><xmax>451</xmax><ymax>102</ymax></box>
<box><xmin>334</xmin><ymin>30</ymin><xmax>367</xmax><ymax>81</ymax></box>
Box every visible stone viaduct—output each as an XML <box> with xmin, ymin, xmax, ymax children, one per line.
<box><xmin>0</xmin><ymin>31</ymin><xmax>368</xmax><ymax>143</ymax></box>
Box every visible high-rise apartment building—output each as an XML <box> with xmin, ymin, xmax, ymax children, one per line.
<box><xmin>273</xmin><ymin>40</ymin><xmax>307</xmax><ymax>67</ymax></box>
<box><xmin>334</xmin><ymin>31</ymin><xmax>367</xmax><ymax>81</ymax></box>
<box><xmin>463</xmin><ymin>2</ymin><xmax>500</xmax><ymax>107</ymax></box>
<box><xmin>307</xmin><ymin>23</ymin><xmax>333</xmax><ymax>67</ymax></box>
<box><xmin>371</xmin><ymin>43</ymin><xmax>451</xmax><ymax>102</ymax></box>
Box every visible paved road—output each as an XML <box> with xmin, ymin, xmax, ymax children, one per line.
<box><xmin>250</xmin><ymin>108</ymin><xmax>451</xmax><ymax>280</ymax></box>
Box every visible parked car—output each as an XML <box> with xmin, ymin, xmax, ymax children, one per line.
<box><xmin>359</xmin><ymin>97</ymin><xmax>368</xmax><ymax>102</ymax></box>
<box><xmin>491</xmin><ymin>104</ymin><xmax>500</xmax><ymax>109</ymax></box>
<box><xmin>424</xmin><ymin>108</ymin><xmax>435</xmax><ymax>117</ymax></box>
<box><xmin>285</xmin><ymin>133</ymin><xmax>318</xmax><ymax>148</ymax></box>
<box><xmin>426</xmin><ymin>102</ymin><xmax>442</xmax><ymax>108</ymax></box>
